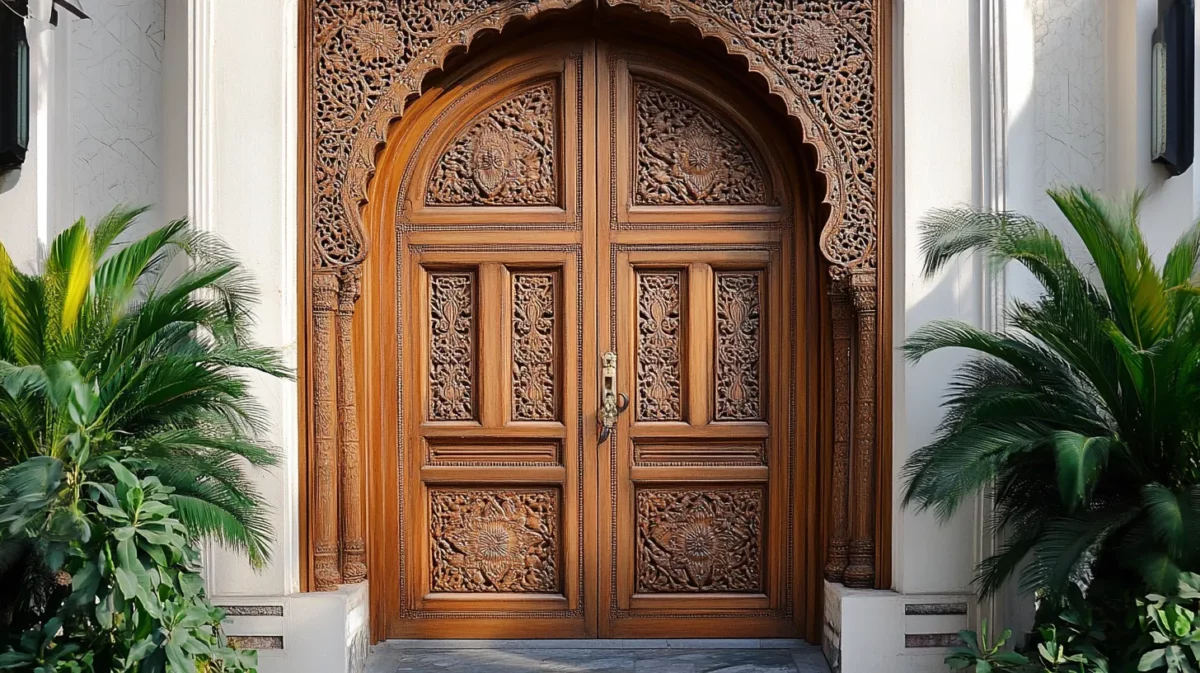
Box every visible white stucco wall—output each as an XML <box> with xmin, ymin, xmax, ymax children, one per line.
<box><xmin>198</xmin><ymin>0</ymin><xmax>300</xmax><ymax>599</ymax></box>
<box><xmin>70</xmin><ymin>0</ymin><xmax>164</xmax><ymax>226</ymax></box>
<box><xmin>893</xmin><ymin>0</ymin><xmax>981</xmax><ymax>597</ymax></box>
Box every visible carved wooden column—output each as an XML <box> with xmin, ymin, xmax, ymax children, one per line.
<box><xmin>337</xmin><ymin>266</ymin><xmax>366</xmax><ymax>584</ymax></box>
<box><xmin>844</xmin><ymin>268</ymin><xmax>878</xmax><ymax>588</ymax></box>
<box><xmin>311</xmin><ymin>272</ymin><xmax>343</xmax><ymax>590</ymax></box>
<box><xmin>824</xmin><ymin>280</ymin><xmax>853</xmax><ymax>583</ymax></box>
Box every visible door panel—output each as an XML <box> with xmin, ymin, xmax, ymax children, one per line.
<box><xmin>597</xmin><ymin>45</ymin><xmax>799</xmax><ymax>638</ymax></box>
<box><xmin>388</xmin><ymin>42</ymin><xmax>596</xmax><ymax>639</ymax></box>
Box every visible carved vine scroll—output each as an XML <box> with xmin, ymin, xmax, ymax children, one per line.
<box><xmin>310</xmin><ymin>0</ymin><xmax>880</xmax><ymax>273</ymax></box>
<box><xmin>304</xmin><ymin>0</ymin><xmax>886</xmax><ymax>594</ymax></box>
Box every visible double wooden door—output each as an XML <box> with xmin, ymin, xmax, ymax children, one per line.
<box><xmin>381</xmin><ymin>38</ymin><xmax>802</xmax><ymax>639</ymax></box>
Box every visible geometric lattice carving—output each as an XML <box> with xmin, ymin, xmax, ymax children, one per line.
<box><xmin>635</xmin><ymin>488</ymin><xmax>763</xmax><ymax>593</ymax></box>
<box><xmin>428</xmin><ymin>272</ymin><xmax>475</xmax><ymax>421</ymax></box>
<box><xmin>635</xmin><ymin>81</ymin><xmax>767</xmax><ymax>205</ymax></box>
<box><xmin>428</xmin><ymin>83</ymin><xmax>558</xmax><ymax>206</ymax></box>
<box><xmin>512</xmin><ymin>272</ymin><xmax>557</xmax><ymax>421</ymax></box>
<box><xmin>430</xmin><ymin>489</ymin><xmax>559</xmax><ymax>593</ymax></box>
<box><xmin>715</xmin><ymin>272</ymin><xmax>762</xmax><ymax>420</ymax></box>
<box><xmin>636</xmin><ymin>271</ymin><xmax>683</xmax><ymax>421</ymax></box>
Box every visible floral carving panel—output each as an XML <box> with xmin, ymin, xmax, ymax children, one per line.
<box><xmin>430</xmin><ymin>489</ymin><xmax>559</xmax><ymax>593</ymax></box>
<box><xmin>310</xmin><ymin>0</ymin><xmax>880</xmax><ymax>271</ymax></box>
<box><xmin>511</xmin><ymin>272</ymin><xmax>558</xmax><ymax>421</ymax></box>
<box><xmin>635</xmin><ymin>488</ymin><xmax>763</xmax><ymax>593</ymax></box>
<box><xmin>634</xmin><ymin>80</ymin><xmax>767</xmax><ymax>206</ymax></box>
<box><xmin>715</xmin><ymin>272</ymin><xmax>762</xmax><ymax>420</ymax></box>
<box><xmin>427</xmin><ymin>83</ymin><xmax>559</xmax><ymax>206</ymax></box>
<box><xmin>428</xmin><ymin>272</ymin><xmax>475</xmax><ymax>421</ymax></box>
<box><xmin>636</xmin><ymin>271</ymin><xmax>683</xmax><ymax>421</ymax></box>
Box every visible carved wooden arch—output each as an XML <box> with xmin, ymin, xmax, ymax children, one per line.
<box><xmin>302</xmin><ymin>0</ymin><xmax>891</xmax><ymax>594</ymax></box>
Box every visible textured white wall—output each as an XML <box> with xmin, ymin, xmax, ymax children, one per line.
<box><xmin>1030</xmin><ymin>0</ymin><xmax>1106</xmax><ymax>223</ymax></box>
<box><xmin>69</xmin><ymin>0</ymin><xmax>164</xmax><ymax>227</ymax></box>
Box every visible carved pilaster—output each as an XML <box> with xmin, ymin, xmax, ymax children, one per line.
<box><xmin>337</xmin><ymin>266</ymin><xmax>366</xmax><ymax>584</ymax></box>
<box><xmin>824</xmin><ymin>281</ymin><xmax>853</xmax><ymax>583</ymax></box>
<box><xmin>844</xmin><ymin>268</ymin><xmax>878</xmax><ymax>588</ymax></box>
<box><xmin>311</xmin><ymin>272</ymin><xmax>342</xmax><ymax>590</ymax></box>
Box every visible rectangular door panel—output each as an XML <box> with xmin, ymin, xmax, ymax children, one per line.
<box><xmin>398</xmin><ymin>246</ymin><xmax>588</xmax><ymax>636</ymax></box>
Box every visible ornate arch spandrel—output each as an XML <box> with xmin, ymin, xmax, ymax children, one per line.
<box><xmin>311</xmin><ymin>0</ymin><xmax>881</xmax><ymax>275</ymax></box>
<box><xmin>303</xmin><ymin>0</ymin><xmax>888</xmax><ymax>595</ymax></box>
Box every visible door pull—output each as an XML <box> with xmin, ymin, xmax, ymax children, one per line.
<box><xmin>597</xmin><ymin>351</ymin><xmax>629</xmax><ymax>443</ymax></box>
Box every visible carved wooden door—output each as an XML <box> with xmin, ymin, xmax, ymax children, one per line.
<box><xmin>390</xmin><ymin>42</ymin><xmax>597</xmax><ymax>639</ymax></box>
<box><xmin>385</xmin><ymin>38</ymin><xmax>800</xmax><ymax>640</ymax></box>
<box><xmin>594</xmin><ymin>44</ymin><xmax>800</xmax><ymax>638</ymax></box>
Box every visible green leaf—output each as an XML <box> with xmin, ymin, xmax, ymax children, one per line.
<box><xmin>1052</xmin><ymin>431</ymin><xmax>1113</xmax><ymax>510</ymax></box>
<box><xmin>164</xmin><ymin>641</ymin><xmax>196</xmax><ymax>673</ymax></box>
<box><xmin>1140</xmin><ymin>648</ymin><xmax>1167</xmax><ymax>671</ymax></box>
<box><xmin>114</xmin><ymin>565</ymin><xmax>139</xmax><ymax>600</ymax></box>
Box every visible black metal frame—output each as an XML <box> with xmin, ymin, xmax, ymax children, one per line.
<box><xmin>0</xmin><ymin>0</ymin><xmax>29</xmax><ymax>170</ymax></box>
<box><xmin>1152</xmin><ymin>0</ymin><xmax>1196</xmax><ymax>176</ymax></box>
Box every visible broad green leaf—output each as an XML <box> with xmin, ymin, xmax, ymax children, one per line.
<box><xmin>1140</xmin><ymin>648</ymin><xmax>1167</xmax><ymax>671</ymax></box>
<box><xmin>1052</xmin><ymin>431</ymin><xmax>1113</xmax><ymax>510</ymax></box>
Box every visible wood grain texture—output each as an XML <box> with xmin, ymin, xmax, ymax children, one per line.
<box><xmin>297</xmin><ymin>0</ymin><xmax>894</xmax><ymax>642</ymax></box>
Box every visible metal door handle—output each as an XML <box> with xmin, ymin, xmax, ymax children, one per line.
<box><xmin>597</xmin><ymin>351</ymin><xmax>629</xmax><ymax>443</ymax></box>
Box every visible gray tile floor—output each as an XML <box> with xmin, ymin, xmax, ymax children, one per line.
<box><xmin>365</xmin><ymin>640</ymin><xmax>831</xmax><ymax>673</ymax></box>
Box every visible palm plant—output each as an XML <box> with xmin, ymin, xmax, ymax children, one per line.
<box><xmin>903</xmin><ymin>187</ymin><xmax>1200</xmax><ymax>605</ymax></box>
<box><xmin>0</xmin><ymin>206</ymin><xmax>288</xmax><ymax>577</ymax></box>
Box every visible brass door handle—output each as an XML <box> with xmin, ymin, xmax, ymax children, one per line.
<box><xmin>597</xmin><ymin>351</ymin><xmax>629</xmax><ymax>443</ymax></box>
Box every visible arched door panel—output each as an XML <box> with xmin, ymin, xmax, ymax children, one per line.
<box><xmin>373</xmin><ymin>37</ymin><xmax>805</xmax><ymax>640</ymax></box>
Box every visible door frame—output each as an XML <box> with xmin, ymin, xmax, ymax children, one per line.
<box><xmin>297</xmin><ymin>0</ymin><xmax>893</xmax><ymax>645</ymax></box>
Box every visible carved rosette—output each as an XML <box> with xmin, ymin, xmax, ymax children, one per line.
<box><xmin>635</xmin><ymin>81</ymin><xmax>767</xmax><ymax>205</ymax></box>
<box><xmin>306</xmin><ymin>0</ymin><xmax>885</xmax><ymax>596</ymax></box>
<box><xmin>428</xmin><ymin>273</ymin><xmax>476</xmax><ymax>421</ymax></box>
<box><xmin>636</xmin><ymin>272</ymin><xmax>683</xmax><ymax>421</ymax></box>
<box><xmin>430</xmin><ymin>489</ymin><xmax>559</xmax><ymax>593</ymax></box>
<box><xmin>314</xmin><ymin>0</ymin><xmax>880</xmax><ymax>273</ymax></box>
<box><xmin>511</xmin><ymin>273</ymin><xmax>557</xmax><ymax>421</ymax></box>
<box><xmin>636</xmin><ymin>489</ymin><xmax>763</xmax><ymax>593</ymax></box>
<box><xmin>715</xmin><ymin>273</ymin><xmax>763</xmax><ymax>421</ymax></box>
<box><xmin>427</xmin><ymin>83</ymin><xmax>559</xmax><ymax>206</ymax></box>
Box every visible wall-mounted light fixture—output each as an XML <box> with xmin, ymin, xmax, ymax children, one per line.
<box><xmin>1152</xmin><ymin>0</ymin><xmax>1195</xmax><ymax>176</ymax></box>
<box><xmin>0</xmin><ymin>0</ymin><xmax>30</xmax><ymax>170</ymax></box>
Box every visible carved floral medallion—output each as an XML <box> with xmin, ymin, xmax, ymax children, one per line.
<box><xmin>430</xmin><ymin>489</ymin><xmax>559</xmax><ymax>593</ymax></box>
<box><xmin>634</xmin><ymin>80</ymin><xmax>767</xmax><ymax>206</ymax></box>
<box><xmin>715</xmin><ymin>273</ymin><xmax>762</xmax><ymax>420</ymax></box>
<box><xmin>428</xmin><ymin>273</ymin><xmax>475</xmax><ymax>421</ymax></box>
<box><xmin>512</xmin><ymin>273</ymin><xmax>557</xmax><ymax>421</ymax></box>
<box><xmin>636</xmin><ymin>272</ymin><xmax>683</xmax><ymax>421</ymax></box>
<box><xmin>636</xmin><ymin>489</ymin><xmax>763</xmax><ymax>593</ymax></box>
<box><xmin>310</xmin><ymin>0</ymin><xmax>880</xmax><ymax>273</ymax></box>
<box><xmin>427</xmin><ymin>83</ymin><xmax>558</xmax><ymax>206</ymax></box>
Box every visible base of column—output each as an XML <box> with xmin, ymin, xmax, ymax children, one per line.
<box><xmin>823</xmin><ymin>581</ymin><xmax>974</xmax><ymax>673</ymax></box>
<box><xmin>215</xmin><ymin>581</ymin><xmax>369</xmax><ymax>673</ymax></box>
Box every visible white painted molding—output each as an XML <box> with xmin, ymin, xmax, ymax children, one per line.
<box><xmin>280</xmin><ymin>0</ymin><xmax>301</xmax><ymax>596</ymax></box>
<box><xmin>187</xmin><ymin>0</ymin><xmax>213</xmax><ymax>236</ymax></box>
<box><xmin>186</xmin><ymin>0</ymin><xmax>217</xmax><ymax>590</ymax></box>
<box><xmin>973</xmin><ymin>0</ymin><xmax>1009</xmax><ymax>633</ymax></box>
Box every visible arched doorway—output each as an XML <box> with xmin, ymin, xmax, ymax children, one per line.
<box><xmin>360</xmin><ymin>24</ymin><xmax>822</xmax><ymax>640</ymax></box>
<box><xmin>301</xmin><ymin>0</ymin><xmax>892</xmax><ymax>648</ymax></box>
